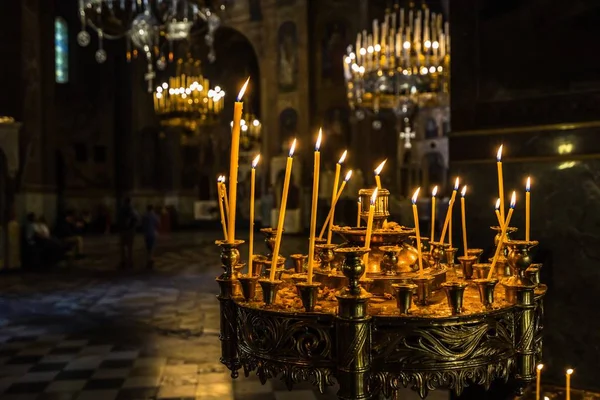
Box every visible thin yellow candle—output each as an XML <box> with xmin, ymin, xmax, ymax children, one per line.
<box><xmin>566</xmin><ymin>368</ymin><xmax>573</xmax><ymax>400</ymax></box>
<box><xmin>536</xmin><ymin>364</ymin><xmax>543</xmax><ymax>400</ymax></box>
<box><xmin>412</xmin><ymin>188</ymin><xmax>424</xmax><ymax>274</ymax></box>
<box><xmin>495</xmin><ymin>199</ymin><xmax>502</xmax><ymax>227</ymax></box>
<box><xmin>222</xmin><ymin>177</ymin><xmax>230</xmax><ymax>220</ymax></box>
<box><xmin>319</xmin><ymin>170</ymin><xmax>353</xmax><ymax>240</ymax></box>
<box><xmin>526</xmin><ymin>176</ymin><xmax>531</xmax><ymax>241</ymax></box>
<box><xmin>357</xmin><ymin>197</ymin><xmax>362</xmax><ymax>227</ymax></box>
<box><xmin>327</xmin><ymin>150</ymin><xmax>347</xmax><ymax>244</ymax></box>
<box><xmin>460</xmin><ymin>185</ymin><xmax>468</xmax><ymax>257</ymax></box>
<box><xmin>439</xmin><ymin>177</ymin><xmax>459</xmax><ymax>243</ymax></box>
<box><xmin>430</xmin><ymin>186</ymin><xmax>438</xmax><ymax>242</ymax></box>
<box><xmin>217</xmin><ymin>176</ymin><xmax>228</xmax><ymax>240</ymax></box>
<box><xmin>269</xmin><ymin>139</ymin><xmax>297</xmax><ymax>282</ymax></box>
<box><xmin>449</xmin><ymin>199</ymin><xmax>453</xmax><ymax>247</ymax></box>
<box><xmin>374</xmin><ymin>159</ymin><xmax>387</xmax><ymax>190</ymax></box>
<box><xmin>497</xmin><ymin>145</ymin><xmax>505</xmax><ymax>226</ymax></box>
<box><xmin>488</xmin><ymin>191</ymin><xmax>516</xmax><ymax>279</ymax></box>
<box><xmin>307</xmin><ymin>130</ymin><xmax>323</xmax><ymax>285</ymax></box>
<box><xmin>227</xmin><ymin>77</ymin><xmax>250</xmax><ymax>243</ymax></box>
<box><xmin>248</xmin><ymin>155</ymin><xmax>260</xmax><ymax>276</ymax></box>
<box><xmin>364</xmin><ymin>188</ymin><xmax>378</xmax><ymax>267</ymax></box>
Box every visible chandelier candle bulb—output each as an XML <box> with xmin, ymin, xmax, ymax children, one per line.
<box><xmin>363</xmin><ymin>188</ymin><xmax>378</xmax><ymax>268</ymax></box>
<box><xmin>497</xmin><ymin>145</ymin><xmax>505</xmax><ymax>226</ymax></box>
<box><xmin>412</xmin><ymin>188</ymin><xmax>424</xmax><ymax>274</ymax></box>
<box><xmin>248</xmin><ymin>155</ymin><xmax>260</xmax><ymax>277</ymax></box>
<box><xmin>460</xmin><ymin>186</ymin><xmax>468</xmax><ymax>257</ymax></box>
<box><xmin>227</xmin><ymin>77</ymin><xmax>250</xmax><ymax>243</ymax></box>
<box><xmin>495</xmin><ymin>199</ymin><xmax>502</xmax><ymax>227</ymax></box>
<box><xmin>566</xmin><ymin>368</ymin><xmax>573</xmax><ymax>400</ymax></box>
<box><xmin>488</xmin><ymin>191</ymin><xmax>516</xmax><ymax>279</ymax></box>
<box><xmin>270</xmin><ymin>139</ymin><xmax>296</xmax><ymax>282</ymax></box>
<box><xmin>440</xmin><ymin>177</ymin><xmax>460</xmax><ymax>244</ymax></box>
<box><xmin>357</xmin><ymin>197</ymin><xmax>362</xmax><ymax>227</ymax></box>
<box><xmin>217</xmin><ymin>176</ymin><xmax>228</xmax><ymax>241</ymax></box>
<box><xmin>430</xmin><ymin>186</ymin><xmax>438</xmax><ymax>242</ymax></box>
<box><xmin>307</xmin><ymin>130</ymin><xmax>322</xmax><ymax>285</ymax></box>
<box><xmin>374</xmin><ymin>159</ymin><xmax>386</xmax><ymax>190</ymax></box>
<box><xmin>526</xmin><ymin>177</ymin><xmax>531</xmax><ymax>241</ymax></box>
<box><xmin>536</xmin><ymin>364</ymin><xmax>543</xmax><ymax>400</ymax></box>
<box><xmin>327</xmin><ymin>150</ymin><xmax>347</xmax><ymax>244</ymax></box>
<box><xmin>319</xmin><ymin>170</ymin><xmax>353</xmax><ymax>240</ymax></box>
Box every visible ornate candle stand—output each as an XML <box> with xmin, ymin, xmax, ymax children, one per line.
<box><xmin>215</xmin><ymin>188</ymin><xmax>547</xmax><ymax>399</ymax></box>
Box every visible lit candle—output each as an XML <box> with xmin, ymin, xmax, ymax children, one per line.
<box><xmin>327</xmin><ymin>150</ymin><xmax>347</xmax><ymax>244</ymax></box>
<box><xmin>364</xmin><ymin>188</ymin><xmax>378</xmax><ymax>267</ymax></box>
<box><xmin>307</xmin><ymin>130</ymin><xmax>322</xmax><ymax>285</ymax></box>
<box><xmin>497</xmin><ymin>145</ymin><xmax>505</xmax><ymax>226</ymax></box>
<box><xmin>319</xmin><ymin>170</ymin><xmax>353</xmax><ymax>240</ymax></box>
<box><xmin>357</xmin><ymin>197</ymin><xmax>362</xmax><ymax>227</ymax></box>
<box><xmin>227</xmin><ymin>77</ymin><xmax>250</xmax><ymax>243</ymax></box>
<box><xmin>449</xmin><ymin>198</ymin><xmax>453</xmax><ymax>247</ymax></box>
<box><xmin>222</xmin><ymin>177</ymin><xmax>230</xmax><ymax>220</ymax></box>
<box><xmin>460</xmin><ymin>185</ymin><xmax>468</xmax><ymax>257</ymax></box>
<box><xmin>488</xmin><ymin>191</ymin><xmax>516</xmax><ymax>279</ymax></box>
<box><xmin>412</xmin><ymin>188</ymin><xmax>424</xmax><ymax>274</ymax></box>
<box><xmin>430</xmin><ymin>186</ymin><xmax>438</xmax><ymax>242</ymax></box>
<box><xmin>526</xmin><ymin>176</ymin><xmax>531</xmax><ymax>241</ymax></box>
<box><xmin>536</xmin><ymin>364</ymin><xmax>543</xmax><ymax>400</ymax></box>
<box><xmin>566</xmin><ymin>368</ymin><xmax>573</xmax><ymax>400</ymax></box>
<box><xmin>495</xmin><ymin>198</ymin><xmax>502</xmax><ymax>227</ymax></box>
<box><xmin>248</xmin><ymin>155</ymin><xmax>260</xmax><ymax>277</ymax></box>
<box><xmin>439</xmin><ymin>177</ymin><xmax>459</xmax><ymax>243</ymax></box>
<box><xmin>374</xmin><ymin>159</ymin><xmax>387</xmax><ymax>190</ymax></box>
<box><xmin>269</xmin><ymin>139</ymin><xmax>297</xmax><ymax>282</ymax></box>
<box><xmin>217</xmin><ymin>176</ymin><xmax>228</xmax><ymax>240</ymax></box>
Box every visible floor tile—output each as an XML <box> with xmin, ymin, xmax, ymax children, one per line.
<box><xmin>37</xmin><ymin>392</ymin><xmax>78</xmax><ymax>400</ymax></box>
<box><xmin>6</xmin><ymin>355</ymin><xmax>43</xmax><ymax>365</ymax></box>
<box><xmin>5</xmin><ymin>381</ymin><xmax>50</xmax><ymax>394</ymax></box>
<box><xmin>91</xmin><ymin>368</ymin><xmax>131</xmax><ymax>379</ymax></box>
<box><xmin>104</xmin><ymin>351</ymin><xmax>139</xmax><ymax>360</ymax></box>
<box><xmin>55</xmin><ymin>370</ymin><xmax>95</xmax><ymax>380</ymax></box>
<box><xmin>83</xmin><ymin>378</ymin><xmax>125</xmax><ymax>390</ymax></box>
<box><xmin>30</xmin><ymin>362</ymin><xmax>68</xmax><ymax>372</ymax></box>
<box><xmin>64</xmin><ymin>356</ymin><xmax>104</xmax><ymax>371</ymax></box>
<box><xmin>45</xmin><ymin>379</ymin><xmax>87</xmax><ymax>392</ymax></box>
<box><xmin>75</xmin><ymin>389</ymin><xmax>119</xmax><ymax>400</ymax></box>
<box><xmin>99</xmin><ymin>359</ymin><xmax>134</xmax><ymax>369</ymax></box>
<box><xmin>115</xmin><ymin>387</ymin><xmax>158</xmax><ymax>400</ymax></box>
<box><xmin>122</xmin><ymin>375</ymin><xmax>161</xmax><ymax>388</ymax></box>
<box><xmin>17</xmin><ymin>371</ymin><xmax>59</xmax><ymax>382</ymax></box>
<box><xmin>157</xmin><ymin>384</ymin><xmax>197</xmax><ymax>398</ymax></box>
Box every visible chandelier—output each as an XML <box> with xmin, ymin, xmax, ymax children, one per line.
<box><xmin>230</xmin><ymin>113</ymin><xmax>262</xmax><ymax>151</ymax></box>
<box><xmin>343</xmin><ymin>2</ymin><xmax>450</xmax><ymax>120</ymax></box>
<box><xmin>77</xmin><ymin>0</ymin><xmax>226</xmax><ymax>91</ymax></box>
<box><xmin>153</xmin><ymin>57</ymin><xmax>225</xmax><ymax>131</ymax></box>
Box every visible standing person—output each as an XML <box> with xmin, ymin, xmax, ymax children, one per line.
<box><xmin>118</xmin><ymin>197</ymin><xmax>138</xmax><ymax>269</ymax></box>
<box><xmin>141</xmin><ymin>205</ymin><xmax>160</xmax><ymax>269</ymax></box>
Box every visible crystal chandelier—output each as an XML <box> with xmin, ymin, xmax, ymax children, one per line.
<box><xmin>343</xmin><ymin>1</ymin><xmax>450</xmax><ymax>137</ymax></box>
<box><xmin>77</xmin><ymin>0</ymin><xmax>226</xmax><ymax>91</ymax></box>
<box><xmin>153</xmin><ymin>57</ymin><xmax>225</xmax><ymax>131</ymax></box>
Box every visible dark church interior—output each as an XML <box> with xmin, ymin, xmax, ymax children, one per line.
<box><xmin>0</xmin><ymin>0</ymin><xmax>598</xmax><ymax>399</ymax></box>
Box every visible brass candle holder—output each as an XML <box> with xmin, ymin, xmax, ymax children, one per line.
<box><xmin>264</xmin><ymin>256</ymin><xmax>286</xmax><ymax>281</ymax></box>
<box><xmin>257</xmin><ymin>279</ymin><xmax>283</xmax><ymax>305</ymax></box>
<box><xmin>380</xmin><ymin>245</ymin><xmax>402</xmax><ymax>275</ymax></box>
<box><xmin>445</xmin><ymin>247</ymin><xmax>458</xmax><ymax>267</ymax></box>
<box><xmin>412</xmin><ymin>275</ymin><xmax>435</xmax><ymax>306</ymax></box>
<box><xmin>392</xmin><ymin>283</ymin><xmax>417</xmax><ymax>314</ymax></box>
<box><xmin>290</xmin><ymin>254</ymin><xmax>307</xmax><ymax>273</ymax></box>
<box><xmin>260</xmin><ymin>227</ymin><xmax>281</xmax><ymax>258</ymax></box>
<box><xmin>429</xmin><ymin>241</ymin><xmax>448</xmax><ymax>269</ymax></box>
<box><xmin>252</xmin><ymin>254</ymin><xmax>267</xmax><ymax>277</ymax></box>
<box><xmin>334</xmin><ymin>247</ymin><xmax>370</xmax><ymax>295</ymax></box>
<box><xmin>359</xmin><ymin>188</ymin><xmax>390</xmax><ymax>229</ymax></box>
<box><xmin>441</xmin><ymin>281</ymin><xmax>468</xmax><ymax>315</ymax></box>
<box><xmin>473</xmin><ymin>278</ymin><xmax>499</xmax><ymax>309</ymax></box>
<box><xmin>295</xmin><ymin>282</ymin><xmax>321</xmax><ymax>312</ymax></box>
<box><xmin>526</xmin><ymin>263</ymin><xmax>542</xmax><ymax>286</ymax></box>
<box><xmin>315</xmin><ymin>243</ymin><xmax>338</xmax><ymax>272</ymax></box>
<box><xmin>467</xmin><ymin>248</ymin><xmax>484</xmax><ymax>263</ymax></box>
<box><xmin>457</xmin><ymin>255</ymin><xmax>477</xmax><ymax>279</ymax></box>
<box><xmin>238</xmin><ymin>275</ymin><xmax>258</xmax><ymax>301</ymax></box>
<box><xmin>473</xmin><ymin>262</ymin><xmax>492</xmax><ymax>280</ymax></box>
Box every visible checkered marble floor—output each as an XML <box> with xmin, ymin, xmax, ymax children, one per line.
<box><xmin>0</xmin><ymin>232</ymin><xmax>449</xmax><ymax>400</ymax></box>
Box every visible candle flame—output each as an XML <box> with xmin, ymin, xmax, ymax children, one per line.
<box><xmin>371</xmin><ymin>188</ymin><xmax>378</xmax><ymax>205</ymax></box>
<box><xmin>510</xmin><ymin>191</ymin><xmax>516</xmax><ymax>208</ymax></box>
<box><xmin>252</xmin><ymin>154</ymin><xmax>260</xmax><ymax>168</ymax></box>
<box><xmin>432</xmin><ymin>186</ymin><xmax>438</xmax><ymax>197</ymax></box>
<box><xmin>289</xmin><ymin>138</ymin><xmax>297</xmax><ymax>157</ymax></box>
<box><xmin>537</xmin><ymin>364</ymin><xmax>544</xmax><ymax>371</ymax></box>
<box><xmin>567</xmin><ymin>368</ymin><xmax>574</xmax><ymax>375</ymax></box>
<box><xmin>412</xmin><ymin>188</ymin><xmax>420</xmax><ymax>204</ymax></box>
<box><xmin>374</xmin><ymin>159</ymin><xmax>387</xmax><ymax>175</ymax></box>
<box><xmin>217</xmin><ymin>175</ymin><xmax>225</xmax><ymax>183</ymax></box>
<box><xmin>526</xmin><ymin>176</ymin><xmax>531</xmax><ymax>192</ymax></box>
<box><xmin>461</xmin><ymin>185</ymin><xmax>467</xmax><ymax>197</ymax></box>
<box><xmin>495</xmin><ymin>198</ymin><xmax>501</xmax><ymax>210</ymax></box>
<box><xmin>454</xmin><ymin>177</ymin><xmax>460</xmax><ymax>190</ymax></box>
<box><xmin>358</xmin><ymin>196</ymin><xmax>362</xmax><ymax>204</ymax></box>
<box><xmin>237</xmin><ymin>77</ymin><xmax>250</xmax><ymax>101</ymax></box>
<box><xmin>497</xmin><ymin>145</ymin><xmax>503</xmax><ymax>162</ymax></box>
<box><xmin>338</xmin><ymin>150</ymin><xmax>348</xmax><ymax>164</ymax></box>
<box><xmin>344</xmin><ymin>170</ymin><xmax>353</xmax><ymax>182</ymax></box>
<box><xmin>316</xmin><ymin>128</ymin><xmax>322</xmax><ymax>151</ymax></box>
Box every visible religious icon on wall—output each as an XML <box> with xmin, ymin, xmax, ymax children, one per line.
<box><xmin>277</xmin><ymin>21</ymin><xmax>298</xmax><ymax>92</ymax></box>
<box><xmin>321</xmin><ymin>21</ymin><xmax>347</xmax><ymax>84</ymax></box>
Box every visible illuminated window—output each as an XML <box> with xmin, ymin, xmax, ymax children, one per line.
<box><xmin>55</xmin><ymin>17</ymin><xmax>68</xmax><ymax>83</ymax></box>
